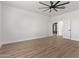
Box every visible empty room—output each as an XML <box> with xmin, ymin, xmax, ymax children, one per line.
<box><xmin>0</xmin><ymin>0</ymin><xmax>79</xmax><ymax>58</ymax></box>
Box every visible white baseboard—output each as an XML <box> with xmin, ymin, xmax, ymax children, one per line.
<box><xmin>63</xmin><ymin>37</ymin><xmax>79</xmax><ymax>42</ymax></box>
<box><xmin>2</xmin><ymin>35</ymin><xmax>49</xmax><ymax>45</ymax></box>
<box><xmin>71</xmin><ymin>39</ymin><xmax>79</xmax><ymax>41</ymax></box>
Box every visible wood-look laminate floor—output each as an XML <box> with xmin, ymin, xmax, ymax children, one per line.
<box><xmin>0</xmin><ymin>36</ymin><xmax>79</xmax><ymax>58</ymax></box>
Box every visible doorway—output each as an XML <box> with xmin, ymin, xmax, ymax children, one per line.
<box><xmin>57</xmin><ymin>21</ymin><xmax>63</xmax><ymax>36</ymax></box>
<box><xmin>52</xmin><ymin>21</ymin><xmax>63</xmax><ymax>36</ymax></box>
<box><xmin>52</xmin><ymin>22</ymin><xmax>57</xmax><ymax>35</ymax></box>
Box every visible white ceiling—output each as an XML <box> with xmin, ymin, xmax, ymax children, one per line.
<box><xmin>2</xmin><ymin>1</ymin><xmax>79</xmax><ymax>17</ymax></box>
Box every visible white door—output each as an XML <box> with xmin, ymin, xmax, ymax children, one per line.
<box><xmin>63</xmin><ymin>19</ymin><xmax>71</xmax><ymax>39</ymax></box>
<box><xmin>57</xmin><ymin>21</ymin><xmax>63</xmax><ymax>36</ymax></box>
<box><xmin>0</xmin><ymin>3</ymin><xmax>2</xmax><ymax>47</ymax></box>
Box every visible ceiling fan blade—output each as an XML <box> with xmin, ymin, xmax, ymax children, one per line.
<box><xmin>43</xmin><ymin>8</ymin><xmax>49</xmax><ymax>11</ymax></box>
<box><xmin>50</xmin><ymin>1</ymin><xmax>53</xmax><ymax>6</ymax></box>
<box><xmin>49</xmin><ymin>9</ymin><xmax>51</xmax><ymax>12</ymax></box>
<box><xmin>57</xmin><ymin>2</ymin><xmax>70</xmax><ymax>6</ymax></box>
<box><xmin>53</xmin><ymin>8</ymin><xmax>58</xmax><ymax>12</ymax></box>
<box><xmin>56</xmin><ymin>6</ymin><xmax>65</xmax><ymax>9</ymax></box>
<box><xmin>54</xmin><ymin>1</ymin><xmax>60</xmax><ymax>6</ymax></box>
<box><xmin>38</xmin><ymin>7</ymin><xmax>49</xmax><ymax>9</ymax></box>
<box><xmin>39</xmin><ymin>2</ymin><xmax>50</xmax><ymax>6</ymax></box>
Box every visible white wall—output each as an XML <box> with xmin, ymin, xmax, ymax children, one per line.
<box><xmin>0</xmin><ymin>2</ymin><xmax>2</xmax><ymax>47</ymax></box>
<box><xmin>2</xmin><ymin>2</ymin><xmax>79</xmax><ymax>45</ymax></box>
<box><xmin>49</xmin><ymin>15</ymin><xmax>64</xmax><ymax>36</ymax></box>
<box><xmin>70</xmin><ymin>10</ymin><xmax>79</xmax><ymax>40</ymax></box>
<box><xmin>49</xmin><ymin>10</ymin><xmax>79</xmax><ymax>41</ymax></box>
<box><xmin>2</xmin><ymin>4</ymin><xmax>50</xmax><ymax>44</ymax></box>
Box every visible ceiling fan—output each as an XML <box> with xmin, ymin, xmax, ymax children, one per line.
<box><xmin>39</xmin><ymin>1</ymin><xmax>70</xmax><ymax>12</ymax></box>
